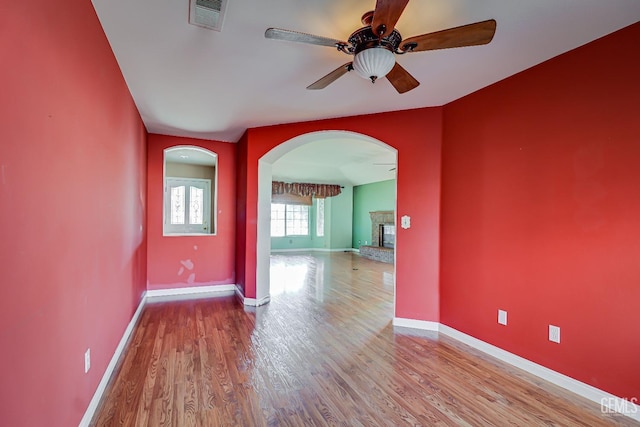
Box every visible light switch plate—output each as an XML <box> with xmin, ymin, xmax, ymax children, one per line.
<box><xmin>498</xmin><ymin>309</ymin><xmax>507</xmax><ymax>325</ymax></box>
<box><xmin>401</xmin><ymin>215</ymin><xmax>411</xmax><ymax>229</ymax></box>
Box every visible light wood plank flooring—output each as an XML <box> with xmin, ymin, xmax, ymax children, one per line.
<box><xmin>91</xmin><ymin>252</ymin><xmax>637</xmax><ymax>426</ymax></box>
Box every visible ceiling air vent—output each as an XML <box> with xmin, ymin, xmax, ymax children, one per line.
<box><xmin>189</xmin><ymin>0</ymin><xmax>227</xmax><ymax>31</ymax></box>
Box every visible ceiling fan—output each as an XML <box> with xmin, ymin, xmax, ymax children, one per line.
<box><xmin>265</xmin><ymin>0</ymin><xmax>496</xmax><ymax>94</ymax></box>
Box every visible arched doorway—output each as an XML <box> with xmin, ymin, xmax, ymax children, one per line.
<box><xmin>255</xmin><ymin>130</ymin><xmax>398</xmax><ymax>306</ymax></box>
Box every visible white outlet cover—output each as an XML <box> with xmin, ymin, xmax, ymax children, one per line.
<box><xmin>498</xmin><ymin>309</ymin><xmax>507</xmax><ymax>325</ymax></box>
<box><xmin>549</xmin><ymin>325</ymin><xmax>561</xmax><ymax>343</ymax></box>
<box><xmin>84</xmin><ymin>349</ymin><xmax>91</xmax><ymax>373</ymax></box>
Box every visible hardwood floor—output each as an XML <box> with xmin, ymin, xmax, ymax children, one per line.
<box><xmin>92</xmin><ymin>252</ymin><xmax>637</xmax><ymax>426</ymax></box>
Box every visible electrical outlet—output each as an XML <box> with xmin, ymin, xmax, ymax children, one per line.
<box><xmin>84</xmin><ymin>348</ymin><xmax>91</xmax><ymax>373</ymax></box>
<box><xmin>498</xmin><ymin>309</ymin><xmax>507</xmax><ymax>325</ymax></box>
<box><xmin>549</xmin><ymin>325</ymin><xmax>560</xmax><ymax>343</ymax></box>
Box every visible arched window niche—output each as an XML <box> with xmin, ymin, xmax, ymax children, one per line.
<box><xmin>163</xmin><ymin>146</ymin><xmax>218</xmax><ymax>236</ymax></box>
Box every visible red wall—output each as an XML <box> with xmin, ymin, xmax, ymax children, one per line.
<box><xmin>147</xmin><ymin>134</ymin><xmax>236</xmax><ymax>290</ymax></box>
<box><xmin>0</xmin><ymin>1</ymin><xmax>147</xmax><ymax>426</ymax></box>
<box><xmin>3</xmin><ymin>1</ymin><xmax>634</xmax><ymax>422</ymax></box>
<box><xmin>235</xmin><ymin>132</ymin><xmax>249</xmax><ymax>295</ymax></box>
<box><xmin>236</xmin><ymin>110</ymin><xmax>443</xmax><ymax>321</ymax></box>
<box><xmin>441</xmin><ymin>22</ymin><xmax>640</xmax><ymax>399</ymax></box>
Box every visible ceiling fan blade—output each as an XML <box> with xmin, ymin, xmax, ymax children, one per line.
<box><xmin>386</xmin><ymin>62</ymin><xmax>419</xmax><ymax>94</ymax></box>
<box><xmin>307</xmin><ymin>63</ymin><xmax>353</xmax><ymax>90</ymax></box>
<box><xmin>371</xmin><ymin>0</ymin><xmax>409</xmax><ymax>37</ymax></box>
<box><xmin>265</xmin><ymin>28</ymin><xmax>347</xmax><ymax>48</ymax></box>
<box><xmin>401</xmin><ymin>19</ymin><xmax>496</xmax><ymax>52</ymax></box>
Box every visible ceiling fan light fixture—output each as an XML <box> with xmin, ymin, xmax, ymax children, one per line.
<box><xmin>352</xmin><ymin>47</ymin><xmax>395</xmax><ymax>83</ymax></box>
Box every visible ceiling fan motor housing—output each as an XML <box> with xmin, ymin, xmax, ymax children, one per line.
<box><xmin>348</xmin><ymin>27</ymin><xmax>402</xmax><ymax>54</ymax></box>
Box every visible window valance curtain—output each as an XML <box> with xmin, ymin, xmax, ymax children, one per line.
<box><xmin>272</xmin><ymin>181</ymin><xmax>342</xmax><ymax>200</ymax></box>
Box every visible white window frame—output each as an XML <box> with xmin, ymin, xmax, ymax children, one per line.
<box><xmin>270</xmin><ymin>203</ymin><xmax>310</xmax><ymax>237</ymax></box>
<box><xmin>164</xmin><ymin>177</ymin><xmax>211</xmax><ymax>235</ymax></box>
<box><xmin>316</xmin><ymin>199</ymin><xmax>325</xmax><ymax>237</ymax></box>
<box><xmin>270</xmin><ymin>203</ymin><xmax>286</xmax><ymax>237</ymax></box>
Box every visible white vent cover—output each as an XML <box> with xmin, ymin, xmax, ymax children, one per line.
<box><xmin>189</xmin><ymin>0</ymin><xmax>227</xmax><ymax>31</ymax></box>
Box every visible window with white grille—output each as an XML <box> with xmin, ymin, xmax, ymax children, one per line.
<box><xmin>164</xmin><ymin>178</ymin><xmax>211</xmax><ymax>234</ymax></box>
<box><xmin>270</xmin><ymin>203</ymin><xmax>309</xmax><ymax>237</ymax></box>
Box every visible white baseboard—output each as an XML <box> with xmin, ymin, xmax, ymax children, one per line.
<box><xmin>234</xmin><ymin>285</ymin><xmax>245</xmax><ymax>303</ymax></box>
<box><xmin>79</xmin><ymin>292</ymin><xmax>147</xmax><ymax>427</ymax></box>
<box><xmin>146</xmin><ymin>284</ymin><xmax>236</xmax><ymax>300</ymax></box>
<box><xmin>395</xmin><ymin>320</ymin><xmax>639</xmax><ymax>422</ymax></box>
<box><xmin>233</xmin><ymin>286</ymin><xmax>271</xmax><ymax>306</ymax></box>
<box><xmin>393</xmin><ymin>317</ymin><xmax>440</xmax><ymax>331</ymax></box>
<box><xmin>243</xmin><ymin>295</ymin><xmax>271</xmax><ymax>307</ymax></box>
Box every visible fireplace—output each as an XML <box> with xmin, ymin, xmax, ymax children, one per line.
<box><xmin>379</xmin><ymin>224</ymin><xmax>395</xmax><ymax>248</ymax></box>
<box><xmin>369</xmin><ymin>210</ymin><xmax>394</xmax><ymax>247</ymax></box>
<box><xmin>360</xmin><ymin>210</ymin><xmax>395</xmax><ymax>263</ymax></box>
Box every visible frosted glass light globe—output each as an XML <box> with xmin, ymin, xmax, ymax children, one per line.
<box><xmin>352</xmin><ymin>47</ymin><xmax>395</xmax><ymax>82</ymax></box>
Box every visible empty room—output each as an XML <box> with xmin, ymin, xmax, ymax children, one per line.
<box><xmin>1</xmin><ymin>0</ymin><xmax>639</xmax><ymax>426</ymax></box>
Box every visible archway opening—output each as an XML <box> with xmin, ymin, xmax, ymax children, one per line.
<box><xmin>255</xmin><ymin>130</ymin><xmax>398</xmax><ymax>309</ymax></box>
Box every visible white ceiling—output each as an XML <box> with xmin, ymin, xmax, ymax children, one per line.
<box><xmin>272</xmin><ymin>134</ymin><xmax>396</xmax><ymax>186</ymax></box>
<box><xmin>91</xmin><ymin>0</ymin><xmax>640</xmax><ymax>185</ymax></box>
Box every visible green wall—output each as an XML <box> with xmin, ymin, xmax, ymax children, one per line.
<box><xmin>271</xmin><ymin>186</ymin><xmax>353</xmax><ymax>251</ymax></box>
<box><xmin>352</xmin><ymin>179</ymin><xmax>396</xmax><ymax>249</ymax></box>
<box><xmin>327</xmin><ymin>186</ymin><xmax>353</xmax><ymax>250</ymax></box>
